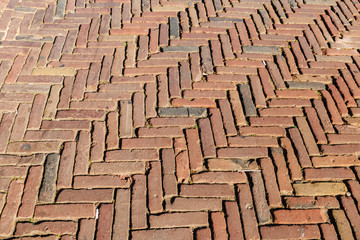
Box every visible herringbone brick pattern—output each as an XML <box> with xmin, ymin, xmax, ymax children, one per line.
<box><xmin>1</xmin><ymin>0</ymin><xmax>360</xmax><ymax>239</ymax></box>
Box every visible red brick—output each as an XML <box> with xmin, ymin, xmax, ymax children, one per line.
<box><xmin>304</xmin><ymin>107</ymin><xmax>327</xmax><ymax>144</ymax></box>
<box><xmin>224</xmin><ymin>201</ymin><xmax>244</xmax><ymax>240</ymax></box>
<box><xmin>279</xmin><ymin>138</ymin><xmax>303</xmax><ymax>181</ymax></box>
<box><xmin>180</xmin><ymin>184</ymin><xmax>233</xmax><ymax>198</ymax></box>
<box><xmin>132</xmin><ymin>228</ymin><xmax>193</xmax><ymax>240</ymax></box>
<box><xmin>57</xmin><ymin>142</ymin><xmax>76</xmax><ymax>188</ymax></box>
<box><xmin>207</xmin><ymin>74</ymin><xmax>247</xmax><ymax>83</ymax></box>
<box><xmin>228</xmin><ymin>136</ymin><xmax>278</xmax><ymax>147</ymax></box>
<box><xmin>195</xmin><ymin>228</ymin><xmax>212</xmax><ymax>240</ymax></box>
<box><xmin>171</xmin><ymin>98</ymin><xmax>216</xmax><ymax>108</ymax></box>
<box><xmin>0</xmin><ymin>180</ymin><xmax>24</xmax><ymax>236</ymax></box>
<box><xmin>237</xmin><ymin>184</ymin><xmax>260</xmax><ymax>239</ymax></box>
<box><xmin>259</xmin><ymin>107</ymin><xmax>303</xmax><ymax>116</ymax></box>
<box><xmin>106</xmin><ymin>149</ymin><xmax>158</xmax><ymax>161</ymax></box>
<box><xmin>7</xmin><ymin>141</ymin><xmax>61</xmax><ymax>154</ymax></box>
<box><xmin>150</xmin><ymin>212</ymin><xmax>208</xmax><ymax>228</ymax></box>
<box><xmin>209</xmin><ymin>108</ymin><xmax>227</xmax><ymax>147</ymax></box>
<box><xmin>131</xmin><ymin>175</ymin><xmax>147</xmax><ymax>229</ymax></box>
<box><xmin>219</xmin><ymin>99</ymin><xmax>238</xmax><ymax>135</ymax></box>
<box><xmin>138</xmin><ymin>127</ymin><xmax>183</xmax><ymax>138</ymax></box>
<box><xmin>166</xmin><ymin>197</ymin><xmax>222</xmax><ymax>212</ymax></box>
<box><xmin>90</xmin><ymin>162</ymin><xmax>145</xmax><ymax>175</ymax></box>
<box><xmin>0</xmin><ymin>113</ymin><xmax>15</xmax><ymax>153</ymax></box>
<box><xmin>96</xmin><ymin>204</ymin><xmax>114</xmax><ymax>240</ymax></box>
<box><xmin>288</xmin><ymin>128</ymin><xmax>312</xmax><ymax>167</ymax></box>
<box><xmin>306</xmin><ymin>167</ymin><xmax>356</xmax><ymax>181</ymax></box>
<box><xmin>313</xmin><ymin>99</ymin><xmax>335</xmax><ymax>133</ymax></box>
<box><xmin>57</xmin><ymin>189</ymin><xmax>113</xmax><ymax>202</ymax></box>
<box><xmin>296</xmin><ymin>116</ymin><xmax>320</xmax><ymax>156</ymax></box>
<box><xmin>27</xmin><ymin>94</ymin><xmax>47</xmax><ymax>129</ymax></box>
<box><xmin>211</xmin><ymin>212</ymin><xmax>228</xmax><ymax>240</ymax></box>
<box><xmin>249</xmin><ymin>171</ymin><xmax>272</xmax><ymax>224</ymax></box>
<box><xmin>105</xmin><ymin>112</ymin><xmax>119</xmax><ymax>149</ymax></box>
<box><xmin>176</xmin><ymin>151</ymin><xmax>190</xmax><ymax>183</ymax></box>
<box><xmin>268</xmin><ymin>98</ymin><xmax>312</xmax><ymax>107</ymax></box>
<box><xmin>133</xmin><ymin>91</ymin><xmax>145</xmax><ymax>128</ymax></box>
<box><xmin>321</xmin><ymin>144</ymin><xmax>360</xmax><ymax>155</ymax></box>
<box><xmin>260</xmin><ymin>225</ymin><xmax>321</xmax><ymax>239</ymax></box>
<box><xmin>273</xmin><ymin>209</ymin><xmax>328</xmax><ymax>224</ymax></box>
<box><xmin>192</xmin><ymin>171</ymin><xmax>246</xmax><ymax>184</ymax></box>
<box><xmin>144</xmin><ymin>84</ymin><xmax>157</xmax><ymax>120</ymax></box>
<box><xmin>113</xmin><ymin>189</ymin><xmax>130</xmax><ymax>239</ymax></box>
<box><xmin>122</xmin><ymin>137</ymin><xmax>172</xmax><ymax>149</ymax></box>
<box><xmin>17</xmin><ymin>166</ymin><xmax>42</xmax><ymax>218</ymax></box>
<box><xmin>198</xmin><ymin>118</ymin><xmax>216</xmax><ymax>158</ymax></box>
<box><xmin>270</xmin><ymin>148</ymin><xmax>294</xmax><ymax>195</ymax></box>
<box><xmin>147</xmin><ymin>161</ymin><xmax>163</xmax><ymax>213</ymax></box>
<box><xmin>0</xmin><ymin>166</ymin><xmax>27</xmax><ymax>178</ymax></box>
<box><xmin>73</xmin><ymin>131</ymin><xmax>90</xmax><ymax>175</ymax></box>
<box><xmin>10</xmin><ymin>103</ymin><xmax>31</xmax><ymax>141</ymax></box>
<box><xmin>249</xmin><ymin>116</ymin><xmax>294</xmax><ymax>127</ymax></box>
<box><xmin>239</xmin><ymin>126</ymin><xmax>286</xmax><ymax>137</ymax></box>
<box><xmin>260</xmin><ymin>158</ymin><xmax>282</xmax><ymax>208</ymax></box>
<box><xmin>41</xmin><ymin>120</ymin><xmax>91</xmax><ymax>130</ymax></box>
<box><xmin>320</xmin><ymin>224</ymin><xmax>338</xmax><ymax>240</ymax></box>
<box><xmin>217</xmin><ymin>147</ymin><xmax>268</xmax><ymax>159</ymax></box>
<box><xmin>73</xmin><ymin>175</ymin><xmax>131</xmax><ymax>189</ymax></box>
<box><xmin>312</xmin><ymin>155</ymin><xmax>360</xmax><ymax>167</ymax></box>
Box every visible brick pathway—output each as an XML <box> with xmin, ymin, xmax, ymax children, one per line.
<box><xmin>1</xmin><ymin>0</ymin><xmax>360</xmax><ymax>239</ymax></box>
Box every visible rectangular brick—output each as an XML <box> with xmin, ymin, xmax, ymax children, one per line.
<box><xmin>273</xmin><ymin>209</ymin><xmax>328</xmax><ymax>224</ymax></box>
<box><xmin>217</xmin><ymin>147</ymin><xmax>268</xmax><ymax>159</ymax></box>
<box><xmin>121</xmin><ymin>138</ymin><xmax>172</xmax><ymax>149</ymax></box>
<box><xmin>34</xmin><ymin>204</ymin><xmax>96</xmax><ymax>220</ymax></box>
<box><xmin>150</xmin><ymin>212</ymin><xmax>208</xmax><ymax>228</ymax></box>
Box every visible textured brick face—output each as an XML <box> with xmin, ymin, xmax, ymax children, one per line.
<box><xmin>2</xmin><ymin>0</ymin><xmax>360</xmax><ymax>238</ymax></box>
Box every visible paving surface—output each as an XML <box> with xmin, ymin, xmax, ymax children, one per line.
<box><xmin>1</xmin><ymin>0</ymin><xmax>360</xmax><ymax>239</ymax></box>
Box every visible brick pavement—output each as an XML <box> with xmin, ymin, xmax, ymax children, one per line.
<box><xmin>1</xmin><ymin>0</ymin><xmax>360</xmax><ymax>239</ymax></box>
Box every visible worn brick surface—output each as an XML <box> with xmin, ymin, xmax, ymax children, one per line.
<box><xmin>1</xmin><ymin>0</ymin><xmax>360</xmax><ymax>239</ymax></box>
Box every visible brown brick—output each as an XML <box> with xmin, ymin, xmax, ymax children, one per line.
<box><xmin>15</xmin><ymin>221</ymin><xmax>77</xmax><ymax>236</ymax></box>
<box><xmin>285</xmin><ymin>196</ymin><xmax>340</xmax><ymax>209</ymax></box>
<box><xmin>332</xmin><ymin>210</ymin><xmax>356</xmax><ymax>240</ymax></box>
<box><xmin>90</xmin><ymin>162</ymin><xmax>145</xmax><ymax>175</ymax></box>
<box><xmin>293</xmin><ymin>182</ymin><xmax>348</xmax><ymax>196</ymax></box>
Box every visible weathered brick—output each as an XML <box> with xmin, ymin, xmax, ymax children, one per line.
<box><xmin>260</xmin><ymin>225</ymin><xmax>321</xmax><ymax>239</ymax></box>
<box><xmin>293</xmin><ymin>182</ymin><xmax>348</xmax><ymax>196</ymax></box>
<box><xmin>34</xmin><ymin>204</ymin><xmax>96</xmax><ymax>220</ymax></box>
